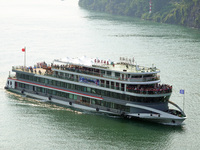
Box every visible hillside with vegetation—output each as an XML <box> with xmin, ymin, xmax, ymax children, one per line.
<box><xmin>79</xmin><ymin>0</ymin><xmax>200</xmax><ymax>29</ymax></box>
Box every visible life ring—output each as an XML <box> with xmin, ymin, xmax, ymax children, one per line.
<box><xmin>48</xmin><ymin>96</ymin><xmax>51</xmax><ymax>100</ymax></box>
<box><xmin>69</xmin><ymin>102</ymin><xmax>72</xmax><ymax>105</ymax></box>
<box><xmin>96</xmin><ymin>108</ymin><xmax>99</xmax><ymax>112</ymax></box>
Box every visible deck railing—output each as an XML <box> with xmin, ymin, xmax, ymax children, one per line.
<box><xmin>52</xmin><ymin>66</ymin><xmax>160</xmax><ymax>82</ymax></box>
<box><xmin>12</xmin><ymin>66</ymin><xmax>171</xmax><ymax>95</ymax></box>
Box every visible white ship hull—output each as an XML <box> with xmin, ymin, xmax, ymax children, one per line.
<box><xmin>6</xmin><ymin>87</ymin><xmax>186</xmax><ymax>126</ymax></box>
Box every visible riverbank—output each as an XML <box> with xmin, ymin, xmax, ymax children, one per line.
<box><xmin>79</xmin><ymin>0</ymin><xmax>200</xmax><ymax>29</ymax></box>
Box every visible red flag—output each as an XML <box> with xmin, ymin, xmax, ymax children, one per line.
<box><xmin>22</xmin><ymin>48</ymin><xmax>25</xmax><ymax>52</ymax></box>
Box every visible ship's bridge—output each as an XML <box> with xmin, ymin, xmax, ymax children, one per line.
<box><xmin>53</xmin><ymin>56</ymin><xmax>160</xmax><ymax>83</ymax></box>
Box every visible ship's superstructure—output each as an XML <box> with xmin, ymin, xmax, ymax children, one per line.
<box><xmin>5</xmin><ymin>56</ymin><xmax>186</xmax><ymax>125</ymax></box>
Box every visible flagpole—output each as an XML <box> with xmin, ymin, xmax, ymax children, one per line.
<box><xmin>24</xmin><ymin>47</ymin><xmax>26</xmax><ymax>69</ymax></box>
<box><xmin>183</xmin><ymin>90</ymin><xmax>185</xmax><ymax>112</ymax></box>
<box><xmin>180</xmin><ymin>89</ymin><xmax>185</xmax><ymax>112</ymax></box>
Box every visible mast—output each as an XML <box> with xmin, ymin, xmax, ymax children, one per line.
<box><xmin>22</xmin><ymin>47</ymin><xmax>26</xmax><ymax>70</ymax></box>
<box><xmin>24</xmin><ymin>47</ymin><xmax>26</xmax><ymax>69</ymax></box>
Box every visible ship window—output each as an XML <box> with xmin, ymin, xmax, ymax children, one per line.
<box><xmin>87</xmin><ymin>87</ymin><xmax>91</xmax><ymax>92</ymax></box>
<box><xmin>74</xmin><ymin>95</ymin><xmax>77</xmax><ymax>100</ymax></box>
<box><xmin>7</xmin><ymin>81</ymin><xmax>9</xmax><ymax>85</ymax></box>
<box><xmin>65</xmin><ymin>73</ymin><xmax>68</xmax><ymax>77</ymax></box>
<box><xmin>62</xmin><ymin>83</ymin><xmax>66</xmax><ymax>88</ymax></box>
<box><xmin>101</xmin><ymin>101</ymin><xmax>105</xmax><ymax>106</ymax></box>
<box><xmin>79</xmin><ymin>86</ymin><xmax>83</xmax><ymax>91</ymax></box>
<box><xmin>60</xmin><ymin>82</ymin><xmax>63</xmax><ymax>87</ymax></box>
<box><xmin>22</xmin><ymin>74</ymin><xmax>25</xmax><ymax>79</ymax></box>
<box><xmin>45</xmin><ymin>79</ymin><xmax>49</xmax><ymax>84</ymax></box>
<box><xmin>48</xmin><ymin>89</ymin><xmax>53</xmax><ymax>94</ymax></box>
<box><xmin>52</xmin><ymin>80</ymin><xmax>56</xmax><ymax>86</ymax></box>
<box><xmin>110</xmin><ymin>92</ymin><xmax>114</xmax><ymax>98</ymax></box>
<box><xmin>126</xmin><ymin>95</ymin><xmax>130</xmax><ymax>101</ymax></box>
<box><xmin>37</xmin><ymin>77</ymin><xmax>40</xmax><ymax>82</ymax></box>
<box><xmin>36</xmin><ymin>87</ymin><xmax>41</xmax><ymax>92</ymax></box>
<box><xmin>66</xmin><ymin>93</ymin><xmax>69</xmax><ymax>98</ymax></box>
<box><xmin>25</xmin><ymin>75</ymin><xmax>29</xmax><ymax>80</ymax></box>
<box><xmin>65</xmin><ymin>83</ymin><xmax>68</xmax><ymax>88</ymax></box>
<box><xmin>101</xmin><ymin>70</ymin><xmax>105</xmax><ymax>75</ymax></box>
<box><xmin>107</xmin><ymin>71</ymin><xmax>111</xmax><ymax>76</ymax></box>
<box><xmin>115</xmin><ymin>104</ymin><xmax>120</xmax><ymax>109</ymax></box>
<box><xmin>128</xmin><ymin>96</ymin><xmax>171</xmax><ymax>103</ymax></box>
<box><xmin>114</xmin><ymin>93</ymin><xmax>120</xmax><ymax>99</ymax></box>
<box><xmin>106</xmin><ymin>91</ymin><xmax>110</xmax><ymax>97</ymax></box>
<box><xmin>33</xmin><ymin>77</ymin><xmax>37</xmax><ymax>82</ymax></box>
<box><xmin>83</xmin><ymin>87</ymin><xmax>86</xmax><ymax>92</ymax></box>
<box><xmin>29</xmin><ymin>76</ymin><xmax>33</xmax><ymax>81</ymax></box>
<box><xmin>91</xmin><ymin>88</ymin><xmax>96</xmax><ymax>94</ymax></box>
<box><xmin>25</xmin><ymin>84</ymin><xmax>29</xmax><ymax>89</ymax></box>
<box><xmin>17</xmin><ymin>73</ymin><xmax>20</xmax><ymax>78</ymax></box>
<box><xmin>68</xmin><ymin>84</ymin><xmax>71</xmax><ymax>89</ymax></box>
<box><xmin>110</xmin><ymin>103</ymin><xmax>114</xmax><ymax>109</ymax></box>
<box><xmin>74</xmin><ymin>85</ymin><xmax>77</xmax><ymax>90</ymax></box>
<box><xmin>69</xmin><ymin>94</ymin><xmax>73</xmax><ymax>99</ymax></box>
<box><xmin>41</xmin><ymin>78</ymin><xmax>45</xmax><ymax>83</ymax></box>
<box><xmin>57</xmin><ymin>81</ymin><xmax>60</xmax><ymax>86</ymax></box>
<box><xmin>56</xmin><ymin>91</ymin><xmax>60</xmax><ymax>96</ymax></box>
<box><xmin>82</xmin><ymin>97</ymin><xmax>90</xmax><ymax>103</ymax></box>
<box><xmin>106</xmin><ymin>102</ymin><xmax>111</xmax><ymax>108</ymax></box>
<box><xmin>115</xmin><ymin>72</ymin><xmax>120</xmax><ymax>77</ymax></box>
<box><xmin>53</xmin><ymin>90</ymin><xmax>56</xmax><ymax>95</ymax></box>
<box><xmin>91</xmin><ymin>99</ymin><xmax>95</xmax><ymax>104</ymax></box>
<box><xmin>132</xmin><ymin>75</ymin><xmax>142</xmax><ymax>78</ymax></box>
<box><xmin>95</xmin><ymin>100</ymin><xmax>101</xmax><ymax>105</ymax></box>
<box><xmin>101</xmin><ymin>90</ymin><xmax>105</xmax><ymax>96</ymax></box>
<box><xmin>61</xmin><ymin>92</ymin><xmax>65</xmax><ymax>97</ymax></box>
<box><xmin>58</xmin><ymin>91</ymin><xmax>62</xmax><ymax>96</ymax></box>
<box><xmin>97</xmin><ymin>89</ymin><xmax>101</xmax><ymax>95</ymax></box>
<box><xmin>120</xmin><ymin>94</ymin><xmax>125</xmax><ymax>100</ymax></box>
<box><xmin>143</xmin><ymin>75</ymin><xmax>153</xmax><ymax>77</ymax></box>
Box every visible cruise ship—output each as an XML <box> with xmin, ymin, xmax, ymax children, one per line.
<box><xmin>5</xmin><ymin>56</ymin><xmax>186</xmax><ymax>125</ymax></box>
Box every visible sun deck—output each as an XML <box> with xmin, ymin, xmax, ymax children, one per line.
<box><xmin>54</xmin><ymin>60</ymin><xmax>160</xmax><ymax>74</ymax></box>
<box><xmin>94</xmin><ymin>63</ymin><xmax>159</xmax><ymax>74</ymax></box>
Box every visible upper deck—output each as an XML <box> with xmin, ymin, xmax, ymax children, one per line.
<box><xmin>11</xmin><ymin>66</ymin><xmax>171</xmax><ymax>96</ymax></box>
<box><xmin>11</xmin><ymin>56</ymin><xmax>160</xmax><ymax>85</ymax></box>
<box><xmin>53</xmin><ymin>56</ymin><xmax>160</xmax><ymax>74</ymax></box>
